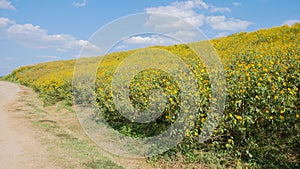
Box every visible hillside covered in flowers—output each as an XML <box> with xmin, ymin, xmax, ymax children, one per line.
<box><xmin>4</xmin><ymin>23</ymin><xmax>299</xmax><ymax>168</ymax></box>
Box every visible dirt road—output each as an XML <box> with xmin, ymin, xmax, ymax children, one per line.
<box><xmin>0</xmin><ymin>81</ymin><xmax>172</xmax><ymax>169</ymax></box>
<box><xmin>0</xmin><ymin>81</ymin><xmax>153</xmax><ymax>169</ymax></box>
<box><xmin>0</xmin><ymin>81</ymin><xmax>59</xmax><ymax>169</ymax></box>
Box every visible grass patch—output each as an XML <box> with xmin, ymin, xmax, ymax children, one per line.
<box><xmin>20</xmin><ymin>90</ymin><xmax>124</xmax><ymax>169</ymax></box>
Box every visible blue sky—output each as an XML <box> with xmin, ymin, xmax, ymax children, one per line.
<box><xmin>0</xmin><ymin>0</ymin><xmax>299</xmax><ymax>76</ymax></box>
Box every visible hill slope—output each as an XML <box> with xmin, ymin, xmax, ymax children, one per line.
<box><xmin>4</xmin><ymin>23</ymin><xmax>300</xmax><ymax>168</ymax></box>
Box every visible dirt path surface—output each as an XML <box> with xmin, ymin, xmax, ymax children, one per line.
<box><xmin>0</xmin><ymin>81</ymin><xmax>157</xmax><ymax>169</ymax></box>
<box><xmin>0</xmin><ymin>81</ymin><xmax>60</xmax><ymax>169</ymax></box>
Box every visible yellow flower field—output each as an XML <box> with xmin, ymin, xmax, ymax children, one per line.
<box><xmin>4</xmin><ymin>23</ymin><xmax>300</xmax><ymax>168</ymax></box>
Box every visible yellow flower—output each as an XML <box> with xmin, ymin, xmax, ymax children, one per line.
<box><xmin>225</xmin><ymin>143</ymin><xmax>230</xmax><ymax>149</ymax></box>
<box><xmin>268</xmin><ymin>77</ymin><xmax>272</xmax><ymax>82</ymax></box>
<box><xmin>194</xmin><ymin>132</ymin><xmax>198</xmax><ymax>136</ymax></box>
<box><xmin>172</xmin><ymin>89</ymin><xmax>178</xmax><ymax>94</ymax></box>
<box><xmin>235</xmin><ymin>115</ymin><xmax>242</xmax><ymax>120</ymax></box>
<box><xmin>283</xmin><ymin>82</ymin><xmax>286</xmax><ymax>86</ymax></box>
<box><xmin>296</xmin><ymin>114</ymin><xmax>299</xmax><ymax>118</ymax></box>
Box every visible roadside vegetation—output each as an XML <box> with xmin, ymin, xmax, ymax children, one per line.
<box><xmin>4</xmin><ymin>23</ymin><xmax>300</xmax><ymax>168</ymax></box>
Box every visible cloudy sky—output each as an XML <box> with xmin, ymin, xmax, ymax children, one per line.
<box><xmin>0</xmin><ymin>0</ymin><xmax>299</xmax><ymax>75</ymax></box>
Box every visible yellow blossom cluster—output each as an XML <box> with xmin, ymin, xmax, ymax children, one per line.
<box><xmin>4</xmin><ymin>23</ymin><xmax>299</xmax><ymax>152</ymax></box>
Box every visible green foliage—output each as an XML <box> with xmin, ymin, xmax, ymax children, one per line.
<box><xmin>4</xmin><ymin>23</ymin><xmax>300</xmax><ymax>167</ymax></box>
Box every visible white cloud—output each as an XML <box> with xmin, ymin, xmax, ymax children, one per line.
<box><xmin>283</xmin><ymin>19</ymin><xmax>299</xmax><ymax>26</ymax></box>
<box><xmin>0</xmin><ymin>0</ymin><xmax>15</xmax><ymax>10</ymax></box>
<box><xmin>232</xmin><ymin>2</ymin><xmax>241</xmax><ymax>6</ymax></box>
<box><xmin>145</xmin><ymin>0</ymin><xmax>208</xmax><ymax>28</ymax></box>
<box><xmin>210</xmin><ymin>6</ymin><xmax>231</xmax><ymax>13</ymax></box>
<box><xmin>0</xmin><ymin>17</ymin><xmax>14</xmax><ymax>37</ymax></box>
<box><xmin>124</xmin><ymin>36</ymin><xmax>164</xmax><ymax>45</ymax></box>
<box><xmin>7</xmin><ymin>23</ymin><xmax>80</xmax><ymax>50</ymax></box>
<box><xmin>0</xmin><ymin>17</ymin><xmax>15</xmax><ymax>28</ymax></box>
<box><xmin>123</xmin><ymin>35</ymin><xmax>178</xmax><ymax>45</ymax></box>
<box><xmin>36</xmin><ymin>55</ymin><xmax>60</xmax><ymax>59</ymax></box>
<box><xmin>121</xmin><ymin>34</ymin><xmax>182</xmax><ymax>49</ymax></box>
<box><xmin>72</xmin><ymin>0</ymin><xmax>87</xmax><ymax>7</ymax></box>
<box><xmin>0</xmin><ymin>17</ymin><xmax>101</xmax><ymax>56</ymax></box>
<box><xmin>170</xmin><ymin>30</ymin><xmax>199</xmax><ymax>42</ymax></box>
<box><xmin>114</xmin><ymin>44</ymin><xmax>127</xmax><ymax>50</ymax></box>
<box><xmin>145</xmin><ymin>0</ymin><xmax>252</xmax><ymax>40</ymax></box>
<box><xmin>145</xmin><ymin>14</ymin><xmax>205</xmax><ymax>33</ymax></box>
<box><xmin>206</xmin><ymin>16</ymin><xmax>252</xmax><ymax>31</ymax></box>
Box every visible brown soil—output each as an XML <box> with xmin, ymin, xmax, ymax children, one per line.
<box><xmin>0</xmin><ymin>81</ymin><xmax>61</xmax><ymax>169</ymax></box>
